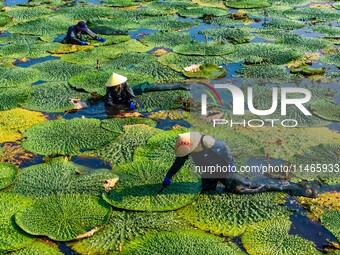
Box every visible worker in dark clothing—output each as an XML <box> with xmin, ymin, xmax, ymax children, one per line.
<box><xmin>105</xmin><ymin>72</ymin><xmax>137</xmax><ymax>110</ymax></box>
<box><xmin>161</xmin><ymin>132</ymin><xmax>320</xmax><ymax>198</ymax></box>
<box><xmin>62</xmin><ymin>21</ymin><xmax>106</xmax><ymax>45</ymax></box>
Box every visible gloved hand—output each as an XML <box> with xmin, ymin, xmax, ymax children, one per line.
<box><xmin>129</xmin><ymin>102</ymin><xmax>136</xmax><ymax>110</ymax></box>
<box><xmin>162</xmin><ymin>176</ymin><xmax>171</xmax><ymax>187</ymax></box>
<box><xmin>98</xmin><ymin>37</ymin><xmax>106</xmax><ymax>42</ymax></box>
<box><xmin>80</xmin><ymin>41</ymin><xmax>88</xmax><ymax>45</ymax></box>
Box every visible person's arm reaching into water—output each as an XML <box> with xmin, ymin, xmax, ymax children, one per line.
<box><xmin>84</xmin><ymin>27</ymin><xmax>106</xmax><ymax>42</ymax></box>
<box><xmin>162</xmin><ymin>155</ymin><xmax>189</xmax><ymax>187</ymax></box>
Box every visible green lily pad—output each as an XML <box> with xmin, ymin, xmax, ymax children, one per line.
<box><xmin>71</xmin><ymin>210</ymin><xmax>191</xmax><ymax>255</ymax></box>
<box><xmin>112</xmin><ymin>8</ymin><xmax>172</xmax><ymax>22</ymax></box>
<box><xmin>137</xmin><ymin>89</ymin><xmax>191</xmax><ymax>112</ymax></box>
<box><xmin>0</xmin><ymin>43</ymin><xmax>59</xmax><ymax>59</ymax></box>
<box><xmin>0</xmin><ymin>34</ymin><xmax>47</xmax><ymax>44</ymax></box>
<box><xmin>23</xmin><ymin>82</ymin><xmax>91</xmax><ymax>113</ymax></box>
<box><xmin>283</xmin><ymin>7</ymin><xmax>340</xmax><ymax>22</ymax></box>
<box><xmin>61</xmin><ymin>47</ymin><xmax>121</xmax><ymax>65</ymax></box>
<box><xmin>242</xmin><ymin>219</ymin><xmax>320</xmax><ymax>255</ymax></box>
<box><xmin>0</xmin><ymin>67</ymin><xmax>41</xmax><ymax>88</ymax></box>
<box><xmin>140</xmin><ymin>16</ymin><xmax>199</xmax><ymax>31</ymax></box>
<box><xmin>31</xmin><ymin>60</ymin><xmax>89</xmax><ymax>82</ymax></box>
<box><xmin>141</xmin><ymin>31</ymin><xmax>192</xmax><ymax>48</ymax></box>
<box><xmin>0</xmin><ymin>193</ymin><xmax>35</xmax><ymax>253</ymax></box>
<box><xmin>15</xmin><ymin>194</ymin><xmax>112</xmax><ymax>241</ymax></box>
<box><xmin>334</xmin><ymin>3</ymin><xmax>340</xmax><ymax>10</ymax></box>
<box><xmin>9</xmin><ymin>157</ymin><xmax>118</xmax><ymax>198</ymax></box>
<box><xmin>111</xmin><ymin>39</ymin><xmax>153</xmax><ymax>53</ymax></box>
<box><xmin>87</xmin><ymin>18</ymin><xmax>140</xmax><ymax>31</ymax></box>
<box><xmin>268</xmin><ymin>0</ymin><xmax>311</xmax><ymax>6</ymax></box>
<box><xmin>7</xmin><ymin>241</ymin><xmax>63</xmax><ymax>255</ymax></box>
<box><xmin>241</xmin><ymin>64</ymin><xmax>296</xmax><ymax>83</ymax></box>
<box><xmin>21</xmin><ymin>118</ymin><xmax>118</xmax><ymax>156</ymax></box>
<box><xmin>178</xmin><ymin>192</ymin><xmax>289</xmax><ymax>237</ymax></box>
<box><xmin>320</xmin><ymin>211</ymin><xmax>340</xmax><ymax>241</ymax></box>
<box><xmin>135</xmin><ymin>62</ymin><xmax>185</xmax><ymax>83</ymax></box>
<box><xmin>310</xmin><ymin>99</ymin><xmax>340</xmax><ymax>122</ymax></box>
<box><xmin>225</xmin><ymin>0</ymin><xmax>271</xmax><ymax>8</ymax></box>
<box><xmin>321</xmin><ymin>54</ymin><xmax>340</xmax><ymax>68</ymax></box>
<box><xmin>101</xmin><ymin>52</ymin><xmax>157</xmax><ymax>70</ymax></box>
<box><xmin>228</xmin><ymin>43</ymin><xmax>303</xmax><ymax>64</ymax></box>
<box><xmin>88</xmin><ymin>124</ymin><xmax>161</xmax><ymax>166</ymax></box>
<box><xmin>0</xmin><ymin>14</ymin><xmax>11</xmax><ymax>27</ymax></box>
<box><xmin>101</xmin><ymin>117</ymin><xmax>157</xmax><ymax>133</ymax></box>
<box><xmin>5</xmin><ymin>7</ymin><xmax>52</xmax><ymax>21</ymax></box>
<box><xmin>266</xmin><ymin>17</ymin><xmax>305</xmax><ymax>29</ymax></box>
<box><xmin>0</xmin><ymin>86</ymin><xmax>32</xmax><ymax>111</ymax></box>
<box><xmin>122</xmin><ymin>230</ymin><xmax>245</xmax><ymax>255</ymax></box>
<box><xmin>149</xmin><ymin>110</ymin><xmax>190</xmax><ymax>120</ymax></box>
<box><xmin>173</xmin><ymin>41</ymin><xmax>236</xmax><ymax>56</ymax></box>
<box><xmin>312</xmin><ymin>26</ymin><xmax>340</xmax><ymax>38</ymax></box>
<box><xmin>103</xmin><ymin>159</ymin><xmax>201</xmax><ymax>211</ymax></box>
<box><xmin>207</xmin><ymin>15</ymin><xmax>253</xmax><ymax>26</ymax></box>
<box><xmin>134</xmin><ymin>127</ymin><xmax>188</xmax><ymax>163</ymax></box>
<box><xmin>157</xmin><ymin>52</ymin><xmax>229</xmax><ymax>72</ymax></box>
<box><xmin>178</xmin><ymin>6</ymin><xmax>230</xmax><ymax>18</ymax></box>
<box><xmin>8</xmin><ymin>17</ymin><xmax>73</xmax><ymax>36</ymax></box>
<box><xmin>148</xmin><ymin>1</ymin><xmax>198</xmax><ymax>11</ymax></box>
<box><xmin>89</xmin><ymin>35</ymin><xmax>131</xmax><ymax>46</ymax></box>
<box><xmin>99</xmin><ymin>0</ymin><xmax>138</xmax><ymax>7</ymax></box>
<box><xmin>55</xmin><ymin>6</ymin><xmax>114</xmax><ymax>20</ymax></box>
<box><xmin>0</xmin><ymin>162</ymin><xmax>17</xmax><ymax>190</ymax></box>
<box><xmin>199</xmin><ymin>27</ymin><xmax>254</xmax><ymax>43</ymax></box>
<box><xmin>183</xmin><ymin>63</ymin><xmax>226</xmax><ymax>79</ymax></box>
<box><xmin>0</xmin><ymin>108</ymin><xmax>46</xmax><ymax>144</ymax></box>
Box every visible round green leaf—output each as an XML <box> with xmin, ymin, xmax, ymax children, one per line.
<box><xmin>173</xmin><ymin>42</ymin><xmax>236</xmax><ymax>56</ymax></box>
<box><xmin>0</xmin><ymin>162</ymin><xmax>17</xmax><ymax>190</ymax></box>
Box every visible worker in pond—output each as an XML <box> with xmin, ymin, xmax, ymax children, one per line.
<box><xmin>104</xmin><ymin>72</ymin><xmax>137</xmax><ymax>110</ymax></box>
<box><xmin>62</xmin><ymin>21</ymin><xmax>106</xmax><ymax>45</ymax></box>
<box><xmin>161</xmin><ymin>132</ymin><xmax>320</xmax><ymax>198</ymax></box>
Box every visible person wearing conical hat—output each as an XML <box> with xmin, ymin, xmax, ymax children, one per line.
<box><xmin>104</xmin><ymin>72</ymin><xmax>137</xmax><ymax>109</ymax></box>
<box><xmin>161</xmin><ymin>132</ymin><xmax>319</xmax><ymax>197</ymax></box>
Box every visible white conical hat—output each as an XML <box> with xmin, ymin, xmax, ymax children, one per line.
<box><xmin>105</xmin><ymin>72</ymin><xmax>128</xmax><ymax>87</ymax></box>
<box><xmin>174</xmin><ymin>132</ymin><xmax>215</xmax><ymax>157</ymax></box>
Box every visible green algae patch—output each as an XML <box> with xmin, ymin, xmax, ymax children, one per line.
<box><xmin>178</xmin><ymin>192</ymin><xmax>289</xmax><ymax>237</ymax></box>
<box><xmin>103</xmin><ymin>159</ymin><xmax>201</xmax><ymax>211</ymax></box>
<box><xmin>0</xmin><ymin>162</ymin><xmax>17</xmax><ymax>190</ymax></box>
<box><xmin>21</xmin><ymin>118</ymin><xmax>118</xmax><ymax>156</ymax></box>
<box><xmin>15</xmin><ymin>194</ymin><xmax>112</xmax><ymax>241</ymax></box>
<box><xmin>0</xmin><ymin>109</ymin><xmax>46</xmax><ymax>144</ymax></box>
<box><xmin>242</xmin><ymin>219</ymin><xmax>320</xmax><ymax>255</ymax></box>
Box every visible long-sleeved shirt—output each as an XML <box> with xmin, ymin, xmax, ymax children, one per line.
<box><xmin>105</xmin><ymin>83</ymin><xmax>137</xmax><ymax>105</ymax></box>
<box><xmin>62</xmin><ymin>25</ymin><xmax>99</xmax><ymax>45</ymax></box>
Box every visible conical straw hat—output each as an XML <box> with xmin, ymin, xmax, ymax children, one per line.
<box><xmin>174</xmin><ymin>132</ymin><xmax>215</xmax><ymax>157</ymax></box>
<box><xmin>105</xmin><ymin>72</ymin><xmax>128</xmax><ymax>87</ymax></box>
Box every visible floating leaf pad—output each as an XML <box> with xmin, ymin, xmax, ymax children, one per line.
<box><xmin>183</xmin><ymin>63</ymin><xmax>226</xmax><ymax>79</ymax></box>
<box><xmin>88</xmin><ymin>124</ymin><xmax>161</xmax><ymax>165</ymax></box>
<box><xmin>61</xmin><ymin>47</ymin><xmax>121</xmax><ymax>65</ymax></box>
<box><xmin>173</xmin><ymin>41</ymin><xmax>236</xmax><ymax>56</ymax></box>
<box><xmin>21</xmin><ymin>118</ymin><xmax>118</xmax><ymax>156</ymax></box>
<box><xmin>178</xmin><ymin>7</ymin><xmax>230</xmax><ymax>18</ymax></box>
<box><xmin>103</xmin><ymin>160</ymin><xmax>201</xmax><ymax>211</ymax></box>
<box><xmin>71</xmin><ymin>210</ymin><xmax>190</xmax><ymax>254</ymax></box>
<box><xmin>31</xmin><ymin>60</ymin><xmax>89</xmax><ymax>82</ymax></box>
<box><xmin>0</xmin><ymin>162</ymin><xmax>17</xmax><ymax>190</ymax></box>
<box><xmin>0</xmin><ymin>193</ymin><xmax>35</xmax><ymax>253</ymax></box>
<box><xmin>23</xmin><ymin>82</ymin><xmax>91</xmax><ymax>113</ymax></box>
<box><xmin>312</xmin><ymin>25</ymin><xmax>340</xmax><ymax>38</ymax></box>
<box><xmin>241</xmin><ymin>64</ymin><xmax>295</xmax><ymax>83</ymax></box>
<box><xmin>99</xmin><ymin>0</ymin><xmax>138</xmax><ymax>7</ymax></box>
<box><xmin>0</xmin><ymin>86</ymin><xmax>31</xmax><ymax>111</ymax></box>
<box><xmin>10</xmin><ymin>157</ymin><xmax>118</xmax><ymax>198</ymax></box>
<box><xmin>101</xmin><ymin>117</ymin><xmax>157</xmax><ymax>133</ymax></box>
<box><xmin>158</xmin><ymin>52</ymin><xmax>229</xmax><ymax>72</ymax></box>
<box><xmin>135</xmin><ymin>62</ymin><xmax>185</xmax><ymax>83</ymax></box>
<box><xmin>148</xmin><ymin>1</ymin><xmax>198</xmax><ymax>11</ymax></box>
<box><xmin>310</xmin><ymin>99</ymin><xmax>340</xmax><ymax>122</ymax></box>
<box><xmin>199</xmin><ymin>27</ymin><xmax>254</xmax><ymax>43</ymax></box>
<box><xmin>0</xmin><ymin>67</ymin><xmax>41</xmax><ymax>88</ymax></box>
<box><xmin>111</xmin><ymin>39</ymin><xmax>153</xmax><ymax>53</ymax></box>
<box><xmin>320</xmin><ymin>211</ymin><xmax>340</xmax><ymax>241</ymax></box>
<box><xmin>55</xmin><ymin>6</ymin><xmax>114</xmax><ymax>20</ymax></box>
<box><xmin>242</xmin><ymin>219</ymin><xmax>320</xmax><ymax>255</ymax></box>
<box><xmin>15</xmin><ymin>194</ymin><xmax>112</xmax><ymax>241</ymax></box>
<box><xmin>0</xmin><ymin>43</ymin><xmax>59</xmax><ymax>59</ymax></box>
<box><xmin>141</xmin><ymin>32</ymin><xmax>192</xmax><ymax>48</ymax></box>
<box><xmin>8</xmin><ymin>17</ymin><xmax>74</xmax><ymax>36</ymax></box>
<box><xmin>228</xmin><ymin>43</ymin><xmax>303</xmax><ymax>64</ymax></box>
<box><xmin>0</xmin><ymin>109</ymin><xmax>46</xmax><ymax>144</ymax></box>
<box><xmin>140</xmin><ymin>16</ymin><xmax>199</xmax><ymax>31</ymax></box>
<box><xmin>225</xmin><ymin>0</ymin><xmax>271</xmax><ymax>8</ymax></box>
<box><xmin>134</xmin><ymin>127</ymin><xmax>188</xmax><ymax>163</ymax></box>
<box><xmin>334</xmin><ymin>3</ymin><xmax>340</xmax><ymax>10</ymax></box>
<box><xmin>87</xmin><ymin>18</ymin><xmax>140</xmax><ymax>31</ymax></box>
<box><xmin>5</xmin><ymin>7</ymin><xmax>52</xmax><ymax>21</ymax></box>
<box><xmin>101</xmin><ymin>52</ymin><xmax>157</xmax><ymax>70</ymax></box>
<box><xmin>122</xmin><ymin>230</ymin><xmax>245</xmax><ymax>255</ymax></box>
<box><xmin>0</xmin><ymin>14</ymin><xmax>11</xmax><ymax>27</ymax></box>
<box><xmin>149</xmin><ymin>110</ymin><xmax>190</xmax><ymax>121</ymax></box>
<box><xmin>321</xmin><ymin>54</ymin><xmax>340</xmax><ymax>68</ymax></box>
<box><xmin>8</xmin><ymin>241</ymin><xmax>63</xmax><ymax>255</ymax></box>
<box><xmin>48</xmin><ymin>44</ymin><xmax>94</xmax><ymax>54</ymax></box>
<box><xmin>0</xmin><ymin>34</ymin><xmax>45</xmax><ymax>44</ymax></box>
<box><xmin>266</xmin><ymin>18</ymin><xmax>305</xmax><ymax>29</ymax></box>
<box><xmin>137</xmin><ymin>89</ymin><xmax>191</xmax><ymax>112</ymax></box>
<box><xmin>178</xmin><ymin>192</ymin><xmax>289</xmax><ymax>237</ymax></box>
<box><xmin>240</xmin><ymin>127</ymin><xmax>340</xmax><ymax>160</ymax></box>
<box><xmin>112</xmin><ymin>8</ymin><xmax>172</xmax><ymax>22</ymax></box>
<box><xmin>283</xmin><ymin>7</ymin><xmax>340</xmax><ymax>21</ymax></box>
